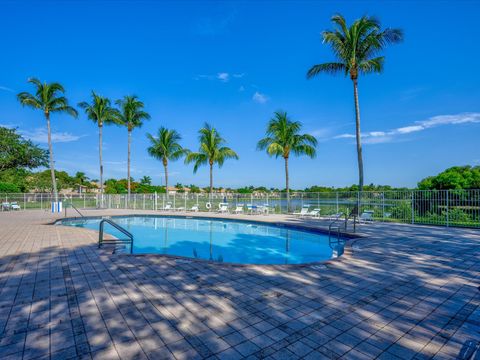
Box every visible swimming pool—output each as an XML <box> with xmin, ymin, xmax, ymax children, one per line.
<box><xmin>60</xmin><ymin>216</ymin><xmax>346</xmax><ymax>265</ymax></box>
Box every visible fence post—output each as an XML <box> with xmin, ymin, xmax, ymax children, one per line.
<box><xmin>24</xmin><ymin>193</ymin><xmax>26</xmax><ymax>211</ymax></box>
<box><xmin>41</xmin><ymin>193</ymin><xmax>43</xmax><ymax>210</ymax></box>
<box><xmin>411</xmin><ymin>191</ymin><xmax>415</xmax><ymax>224</ymax></box>
<box><xmin>336</xmin><ymin>192</ymin><xmax>339</xmax><ymax>214</ymax></box>
<box><xmin>382</xmin><ymin>192</ymin><xmax>385</xmax><ymax>221</ymax></box>
<box><xmin>446</xmin><ymin>190</ymin><xmax>449</xmax><ymax>227</ymax></box>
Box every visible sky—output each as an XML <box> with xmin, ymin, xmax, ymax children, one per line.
<box><xmin>1</xmin><ymin>0</ymin><xmax>479</xmax><ymax>189</ymax></box>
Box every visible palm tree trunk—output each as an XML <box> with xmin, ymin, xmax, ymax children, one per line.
<box><xmin>285</xmin><ymin>157</ymin><xmax>290</xmax><ymax>212</ymax></box>
<box><xmin>164</xmin><ymin>163</ymin><xmax>168</xmax><ymax>201</ymax></box>
<box><xmin>99</xmin><ymin>124</ymin><xmax>103</xmax><ymax>207</ymax></box>
<box><xmin>127</xmin><ymin>129</ymin><xmax>131</xmax><ymax>198</ymax></box>
<box><xmin>45</xmin><ymin>112</ymin><xmax>58</xmax><ymax>203</ymax></box>
<box><xmin>209</xmin><ymin>163</ymin><xmax>213</xmax><ymax>194</ymax></box>
<box><xmin>352</xmin><ymin>78</ymin><xmax>364</xmax><ymax>192</ymax></box>
<box><xmin>353</xmin><ymin>78</ymin><xmax>364</xmax><ymax>218</ymax></box>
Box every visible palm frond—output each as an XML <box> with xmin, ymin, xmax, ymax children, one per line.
<box><xmin>307</xmin><ymin>62</ymin><xmax>346</xmax><ymax>78</ymax></box>
<box><xmin>359</xmin><ymin>57</ymin><xmax>384</xmax><ymax>74</ymax></box>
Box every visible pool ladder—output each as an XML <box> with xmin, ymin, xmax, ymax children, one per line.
<box><xmin>328</xmin><ymin>213</ymin><xmax>344</xmax><ymax>249</ymax></box>
<box><xmin>98</xmin><ymin>218</ymin><xmax>134</xmax><ymax>254</ymax></box>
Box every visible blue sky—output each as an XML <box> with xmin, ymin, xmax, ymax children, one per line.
<box><xmin>1</xmin><ymin>0</ymin><xmax>479</xmax><ymax>189</ymax></box>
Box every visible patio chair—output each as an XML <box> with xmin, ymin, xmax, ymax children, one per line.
<box><xmin>327</xmin><ymin>212</ymin><xmax>344</xmax><ymax>220</ymax></box>
<box><xmin>218</xmin><ymin>203</ymin><xmax>229</xmax><ymax>213</ymax></box>
<box><xmin>189</xmin><ymin>205</ymin><xmax>199</xmax><ymax>212</ymax></box>
<box><xmin>246</xmin><ymin>204</ymin><xmax>260</xmax><ymax>214</ymax></box>
<box><xmin>359</xmin><ymin>210</ymin><xmax>374</xmax><ymax>222</ymax></box>
<box><xmin>234</xmin><ymin>204</ymin><xmax>244</xmax><ymax>214</ymax></box>
<box><xmin>163</xmin><ymin>202</ymin><xmax>172</xmax><ymax>211</ymax></box>
<box><xmin>1</xmin><ymin>202</ymin><xmax>10</xmax><ymax>211</ymax></box>
<box><xmin>293</xmin><ymin>205</ymin><xmax>309</xmax><ymax>217</ymax></box>
<box><xmin>305</xmin><ymin>208</ymin><xmax>320</xmax><ymax>218</ymax></box>
<box><xmin>10</xmin><ymin>202</ymin><xmax>21</xmax><ymax>211</ymax></box>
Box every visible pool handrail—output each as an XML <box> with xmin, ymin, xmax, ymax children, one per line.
<box><xmin>99</xmin><ymin>218</ymin><xmax>134</xmax><ymax>254</ymax></box>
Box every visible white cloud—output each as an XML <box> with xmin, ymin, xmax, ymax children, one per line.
<box><xmin>21</xmin><ymin>128</ymin><xmax>82</xmax><ymax>143</ymax></box>
<box><xmin>396</xmin><ymin>125</ymin><xmax>424</xmax><ymax>134</ymax></box>
<box><xmin>333</xmin><ymin>112</ymin><xmax>480</xmax><ymax>144</ymax></box>
<box><xmin>238</xmin><ymin>85</ymin><xmax>245</xmax><ymax>92</ymax></box>
<box><xmin>195</xmin><ymin>71</ymin><xmax>245</xmax><ymax>83</ymax></box>
<box><xmin>217</xmin><ymin>72</ymin><xmax>230</xmax><ymax>82</ymax></box>
<box><xmin>0</xmin><ymin>86</ymin><xmax>14</xmax><ymax>92</ymax></box>
<box><xmin>252</xmin><ymin>91</ymin><xmax>268</xmax><ymax>104</ymax></box>
<box><xmin>334</xmin><ymin>133</ymin><xmax>356</xmax><ymax>139</ymax></box>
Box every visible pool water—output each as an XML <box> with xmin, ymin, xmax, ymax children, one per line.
<box><xmin>60</xmin><ymin>216</ymin><xmax>345</xmax><ymax>265</ymax></box>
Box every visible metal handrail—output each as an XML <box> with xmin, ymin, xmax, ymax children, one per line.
<box><xmin>63</xmin><ymin>196</ymin><xmax>85</xmax><ymax>218</ymax></box>
<box><xmin>99</xmin><ymin>218</ymin><xmax>134</xmax><ymax>254</ymax></box>
<box><xmin>328</xmin><ymin>212</ymin><xmax>344</xmax><ymax>244</ymax></box>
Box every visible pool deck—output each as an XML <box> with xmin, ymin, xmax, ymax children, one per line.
<box><xmin>0</xmin><ymin>210</ymin><xmax>479</xmax><ymax>359</ymax></box>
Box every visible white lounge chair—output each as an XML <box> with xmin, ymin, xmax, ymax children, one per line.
<box><xmin>189</xmin><ymin>205</ymin><xmax>199</xmax><ymax>212</ymax></box>
<box><xmin>10</xmin><ymin>202</ymin><xmax>21</xmax><ymax>211</ymax></box>
<box><xmin>293</xmin><ymin>206</ymin><xmax>309</xmax><ymax>217</ymax></box>
<box><xmin>327</xmin><ymin>212</ymin><xmax>344</xmax><ymax>220</ymax></box>
<box><xmin>163</xmin><ymin>202</ymin><xmax>172</xmax><ymax>211</ymax></box>
<box><xmin>1</xmin><ymin>202</ymin><xmax>10</xmax><ymax>211</ymax></box>
<box><xmin>218</xmin><ymin>203</ymin><xmax>229</xmax><ymax>213</ymax></box>
<box><xmin>360</xmin><ymin>210</ymin><xmax>374</xmax><ymax>222</ymax></box>
<box><xmin>306</xmin><ymin>208</ymin><xmax>320</xmax><ymax>218</ymax></box>
<box><xmin>234</xmin><ymin>204</ymin><xmax>244</xmax><ymax>214</ymax></box>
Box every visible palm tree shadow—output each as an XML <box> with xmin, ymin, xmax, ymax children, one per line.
<box><xmin>0</xmin><ymin>222</ymin><xmax>479</xmax><ymax>359</ymax></box>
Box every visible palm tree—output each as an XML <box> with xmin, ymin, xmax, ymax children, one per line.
<box><xmin>140</xmin><ymin>176</ymin><xmax>152</xmax><ymax>185</ymax></box>
<box><xmin>257</xmin><ymin>111</ymin><xmax>317</xmax><ymax>211</ymax></box>
<box><xmin>185</xmin><ymin>123</ymin><xmax>238</xmax><ymax>193</ymax></box>
<box><xmin>75</xmin><ymin>171</ymin><xmax>88</xmax><ymax>185</ymax></box>
<box><xmin>78</xmin><ymin>92</ymin><xmax>117</xmax><ymax>201</ymax></box>
<box><xmin>114</xmin><ymin>95</ymin><xmax>150</xmax><ymax>197</ymax></box>
<box><xmin>147</xmin><ymin>127</ymin><xmax>187</xmax><ymax>198</ymax></box>
<box><xmin>17</xmin><ymin>78</ymin><xmax>78</xmax><ymax>203</ymax></box>
<box><xmin>307</xmin><ymin>14</ymin><xmax>402</xmax><ymax>192</ymax></box>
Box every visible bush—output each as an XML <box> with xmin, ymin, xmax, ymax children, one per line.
<box><xmin>0</xmin><ymin>182</ymin><xmax>20</xmax><ymax>193</ymax></box>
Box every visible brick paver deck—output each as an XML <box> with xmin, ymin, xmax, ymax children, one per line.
<box><xmin>0</xmin><ymin>210</ymin><xmax>479</xmax><ymax>359</ymax></box>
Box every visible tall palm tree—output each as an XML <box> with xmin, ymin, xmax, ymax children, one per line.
<box><xmin>146</xmin><ymin>127</ymin><xmax>187</xmax><ymax>198</ymax></box>
<box><xmin>17</xmin><ymin>78</ymin><xmax>78</xmax><ymax>203</ymax></box>
<box><xmin>78</xmin><ymin>91</ymin><xmax>117</xmax><ymax>201</ymax></box>
<box><xmin>257</xmin><ymin>111</ymin><xmax>317</xmax><ymax>210</ymax></box>
<box><xmin>114</xmin><ymin>95</ymin><xmax>150</xmax><ymax>196</ymax></box>
<box><xmin>307</xmin><ymin>14</ymin><xmax>402</xmax><ymax>191</ymax></box>
<box><xmin>185</xmin><ymin>123</ymin><xmax>238</xmax><ymax>193</ymax></box>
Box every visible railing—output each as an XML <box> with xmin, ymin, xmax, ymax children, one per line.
<box><xmin>2</xmin><ymin>189</ymin><xmax>480</xmax><ymax>228</ymax></box>
<box><xmin>98</xmin><ymin>218</ymin><xmax>134</xmax><ymax>254</ymax></box>
<box><xmin>63</xmin><ymin>196</ymin><xmax>85</xmax><ymax>218</ymax></box>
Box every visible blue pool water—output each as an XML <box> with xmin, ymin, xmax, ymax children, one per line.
<box><xmin>60</xmin><ymin>216</ymin><xmax>345</xmax><ymax>265</ymax></box>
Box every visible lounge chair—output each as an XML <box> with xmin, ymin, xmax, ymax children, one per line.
<box><xmin>327</xmin><ymin>212</ymin><xmax>344</xmax><ymax>220</ymax></box>
<box><xmin>305</xmin><ymin>208</ymin><xmax>320</xmax><ymax>218</ymax></box>
<box><xmin>218</xmin><ymin>203</ymin><xmax>229</xmax><ymax>213</ymax></box>
<box><xmin>163</xmin><ymin>202</ymin><xmax>172</xmax><ymax>211</ymax></box>
<box><xmin>293</xmin><ymin>206</ymin><xmax>309</xmax><ymax>217</ymax></box>
<box><xmin>234</xmin><ymin>204</ymin><xmax>244</xmax><ymax>214</ymax></box>
<box><xmin>360</xmin><ymin>210</ymin><xmax>374</xmax><ymax>222</ymax></box>
<box><xmin>189</xmin><ymin>205</ymin><xmax>199</xmax><ymax>212</ymax></box>
<box><xmin>1</xmin><ymin>202</ymin><xmax>10</xmax><ymax>211</ymax></box>
<box><xmin>10</xmin><ymin>202</ymin><xmax>21</xmax><ymax>211</ymax></box>
<box><xmin>246</xmin><ymin>204</ymin><xmax>261</xmax><ymax>214</ymax></box>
